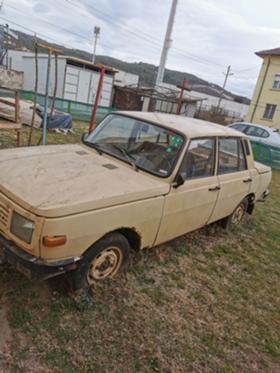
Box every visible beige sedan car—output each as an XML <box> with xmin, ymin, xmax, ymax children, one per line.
<box><xmin>0</xmin><ymin>112</ymin><xmax>271</xmax><ymax>290</ymax></box>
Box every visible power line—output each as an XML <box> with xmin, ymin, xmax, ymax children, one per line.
<box><xmin>63</xmin><ymin>0</ymin><xmax>227</xmax><ymax>69</ymax></box>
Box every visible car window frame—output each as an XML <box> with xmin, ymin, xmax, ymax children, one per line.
<box><xmin>176</xmin><ymin>136</ymin><xmax>217</xmax><ymax>181</ymax></box>
<box><xmin>217</xmin><ymin>136</ymin><xmax>248</xmax><ymax>175</ymax></box>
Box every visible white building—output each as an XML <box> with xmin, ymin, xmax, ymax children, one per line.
<box><xmin>7</xmin><ymin>50</ymin><xmax>117</xmax><ymax>107</ymax></box>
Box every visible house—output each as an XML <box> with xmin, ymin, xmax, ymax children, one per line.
<box><xmin>246</xmin><ymin>48</ymin><xmax>280</xmax><ymax>129</ymax></box>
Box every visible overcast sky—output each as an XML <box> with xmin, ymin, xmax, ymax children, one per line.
<box><xmin>1</xmin><ymin>0</ymin><xmax>280</xmax><ymax>98</ymax></box>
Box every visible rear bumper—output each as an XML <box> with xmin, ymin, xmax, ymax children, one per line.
<box><xmin>0</xmin><ymin>234</ymin><xmax>80</xmax><ymax>281</ymax></box>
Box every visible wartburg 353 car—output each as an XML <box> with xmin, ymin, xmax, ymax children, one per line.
<box><xmin>0</xmin><ymin>112</ymin><xmax>271</xmax><ymax>290</ymax></box>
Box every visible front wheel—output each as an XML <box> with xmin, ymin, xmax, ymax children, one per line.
<box><xmin>71</xmin><ymin>233</ymin><xmax>130</xmax><ymax>291</ymax></box>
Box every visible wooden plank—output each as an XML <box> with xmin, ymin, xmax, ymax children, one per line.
<box><xmin>0</xmin><ymin>98</ymin><xmax>16</xmax><ymax>107</ymax></box>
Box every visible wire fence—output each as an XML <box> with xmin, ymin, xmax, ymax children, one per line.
<box><xmin>251</xmin><ymin>141</ymin><xmax>280</xmax><ymax>170</ymax></box>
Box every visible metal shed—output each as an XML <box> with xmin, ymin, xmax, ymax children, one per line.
<box><xmin>9</xmin><ymin>51</ymin><xmax>117</xmax><ymax>108</ymax></box>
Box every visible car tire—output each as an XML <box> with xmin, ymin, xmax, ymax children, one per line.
<box><xmin>70</xmin><ymin>232</ymin><xmax>130</xmax><ymax>291</ymax></box>
<box><xmin>220</xmin><ymin>198</ymin><xmax>248</xmax><ymax>229</ymax></box>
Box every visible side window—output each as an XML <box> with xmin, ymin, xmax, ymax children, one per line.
<box><xmin>218</xmin><ymin>138</ymin><xmax>247</xmax><ymax>174</ymax></box>
<box><xmin>261</xmin><ymin>130</ymin><xmax>269</xmax><ymax>138</ymax></box>
<box><xmin>180</xmin><ymin>138</ymin><xmax>215</xmax><ymax>180</ymax></box>
<box><xmin>246</xmin><ymin>126</ymin><xmax>265</xmax><ymax>138</ymax></box>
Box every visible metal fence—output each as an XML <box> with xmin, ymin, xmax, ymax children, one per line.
<box><xmin>0</xmin><ymin>89</ymin><xmax>114</xmax><ymax>123</ymax></box>
<box><xmin>251</xmin><ymin>141</ymin><xmax>280</xmax><ymax>170</ymax></box>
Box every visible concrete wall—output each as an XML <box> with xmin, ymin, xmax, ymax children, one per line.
<box><xmin>0</xmin><ymin>68</ymin><xmax>23</xmax><ymax>90</ymax></box>
<box><xmin>245</xmin><ymin>55</ymin><xmax>280</xmax><ymax>130</ymax></box>
<box><xmin>114</xmin><ymin>70</ymin><xmax>139</xmax><ymax>87</ymax></box>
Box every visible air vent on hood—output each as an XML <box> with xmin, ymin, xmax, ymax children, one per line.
<box><xmin>76</xmin><ymin>151</ymin><xmax>89</xmax><ymax>156</ymax></box>
<box><xmin>102</xmin><ymin>163</ymin><xmax>118</xmax><ymax>170</ymax></box>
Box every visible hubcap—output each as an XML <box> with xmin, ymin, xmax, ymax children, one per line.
<box><xmin>231</xmin><ymin>204</ymin><xmax>245</xmax><ymax>225</ymax></box>
<box><xmin>87</xmin><ymin>246</ymin><xmax>123</xmax><ymax>284</ymax></box>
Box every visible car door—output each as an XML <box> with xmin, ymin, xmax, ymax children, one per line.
<box><xmin>209</xmin><ymin>137</ymin><xmax>251</xmax><ymax>223</ymax></box>
<box><xmin>155</xmin><ymin>138</ymin><xmax>220</xmax><ymax>245</ymax></box>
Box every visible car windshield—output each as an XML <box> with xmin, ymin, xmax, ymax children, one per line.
<box><xmin>84</xmin><ymin>114</ymin><xmax>185</xmax><ymax>177</ymax></box>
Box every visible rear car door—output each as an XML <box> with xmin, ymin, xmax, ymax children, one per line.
<box><xmin>209</xmin><ymin>137</ymin><xmax>251</xmax><ymax>223</ymax></box>
<box><xmin>155</xmin><ymin>138</ymin><xmax>220</xmax><ymax>245</ymax></box>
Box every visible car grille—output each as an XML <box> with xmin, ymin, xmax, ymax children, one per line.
<box><xmin>0</xmin><ymin>200</ymin><xmax>10</xmax><ymax>228</ymax></box>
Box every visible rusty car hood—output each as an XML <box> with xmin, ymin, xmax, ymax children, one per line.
<box><xmin>0</xmin><ymin>144</ymin><xmax>170</xmax><ymax>217</ymax></box>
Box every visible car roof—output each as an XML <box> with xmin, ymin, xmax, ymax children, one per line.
<box><xmin>117</xmin><ymin>111</ymin><xmax>245</xmax><ymax>138</ymax></box>
<box><xmin>231</xmin><ymin>121</ymin><xmax>275</xmax><ymax>133</ymax></box>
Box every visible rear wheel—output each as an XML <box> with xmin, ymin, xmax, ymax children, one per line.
<box><xmin>71</xmin><ymin>232</ymin><xmax>130</xmax><ymax>291</ymax></box>
<box><xmin>220</xmin><ymin>198</ymin><xmax>248</xmax><ymax>229</ymax></box>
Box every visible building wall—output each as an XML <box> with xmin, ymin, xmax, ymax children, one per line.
<box><xmin>114</xmin><ymin>70</ymin><xmax>139</xmax><ymax>87</ymax></box>
<box><xmin>63</xmin><ymin>64</ymin><xmax>114</xmax><ymax>107</ymax></box>
<box><xmin>245</xmin><ymin>55</ymin><xmax>280</xmax><ymax>129</ymax></box>
<box><xmin>7</xmin><ymin>50</ymin><xmax>114</xmax><ymax>107</ymax></box>
<box><xmin>22</xmin><ymin>56</ymin><xmax>66</xmax><ymax>98</ymax></box>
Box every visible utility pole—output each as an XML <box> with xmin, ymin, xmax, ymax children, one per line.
<box><xmin>92</xmin><ymin>26</ymin><xmax>100</xmax><ymax>64</ymax></box>
<box><xmin>216</xmin><ymin>65</ymin><xmax>234</xmax><ymax>113</ymax></box>
<box><xmin>155</xmin><ymin>0</ymin><xmax>178</xmax><ymax>87</ymax></box>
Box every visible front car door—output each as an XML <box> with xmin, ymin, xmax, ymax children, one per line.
<box><xmin>155</xmin><ymin>137</ymin><xmax>220</xmax><ymax>245</ymax></box>
<box><xmin>209</xmin><ymin>137</ymin><xmax>251</xmax><ymax>223</ymax></box>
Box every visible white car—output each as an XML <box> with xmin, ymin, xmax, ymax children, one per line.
<box><xmin>229</xmin><ymin>122</ymin><xmax>280</xmax><ymax>149</ymax></box>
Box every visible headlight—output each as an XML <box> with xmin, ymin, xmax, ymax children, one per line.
<box><xmin>10</xmin><ymin>212</ymin><xmax>35</xmax><ymax>244</ymax></box>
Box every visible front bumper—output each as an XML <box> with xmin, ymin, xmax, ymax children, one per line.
<box><xmin>0</xmin><ymin>234</ymin><xmax>80</xmax><ymax>281</ymax></box>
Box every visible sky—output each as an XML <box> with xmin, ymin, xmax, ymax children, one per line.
<box><xmin>1</xmin><ymin>0</ymin><xmax>280</xmax><ymax>98</ymax></box>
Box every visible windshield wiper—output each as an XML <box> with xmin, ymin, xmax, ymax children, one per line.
<box><xmin>83</xmin><ymin>141</ymin><xmax>104</xmax><ymax>155</ymax></box>
<box><xmin>111</xmin><ymin>144</ymin><xmax>138</xmax><ymax>171</ymax></box>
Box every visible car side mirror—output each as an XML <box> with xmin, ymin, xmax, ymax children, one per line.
<box><xmin>173</xmin><ymin>173</ymin><xmax>185</xmax><ymax>189</ymax></box>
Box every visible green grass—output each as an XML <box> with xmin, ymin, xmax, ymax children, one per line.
<box><xmin>0</xmin><ymin>128</ymin><xmax>280</xmax><ymax>372</ymax></box>
<box><xmin>0</xmin><ymin>121</ymin><xmax>87</xmax><ymax>149</ymax></box>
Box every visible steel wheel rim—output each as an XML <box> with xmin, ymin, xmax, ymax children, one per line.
<box><xmin>87</xmin><ymin>246</ymin><xmax>123</xmax><ymax>284</ymax></box>
<box><xmin>231</xmin><ymin>204</ymin><xmax>245</xmax><ymax>225</ymax></box>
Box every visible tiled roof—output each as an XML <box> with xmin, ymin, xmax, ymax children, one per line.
<box><xmin>256</xmin><ymin>48</ymin><xmax>280</xmax><ymax>57</ymax></box>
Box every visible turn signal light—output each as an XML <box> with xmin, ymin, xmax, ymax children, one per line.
<box><xmin>43</xmin><ymin>235</ymin><xmax>67</xmax><ymax>247</ymax></box>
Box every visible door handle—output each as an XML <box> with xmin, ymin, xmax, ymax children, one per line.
<box><xmin>243</xmin><ymin>178</ymin><xmax>252</xmax><ymax>183</ymax></box>
<box><xmin>208</xmin><ymin>186</ymin><xmax>220</xmax><ymax>191</ymax></box>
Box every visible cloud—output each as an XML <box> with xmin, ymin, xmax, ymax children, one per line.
<box><xmin>3</xmin><ymin>0</ymin><xmax>280</xmax><ymax>98</ymax></box>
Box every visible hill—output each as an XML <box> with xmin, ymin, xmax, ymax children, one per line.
<box><xmin>12</xmin><ymin>29</ymin><xmax>250</xmax><ymax>104</ymax></box>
